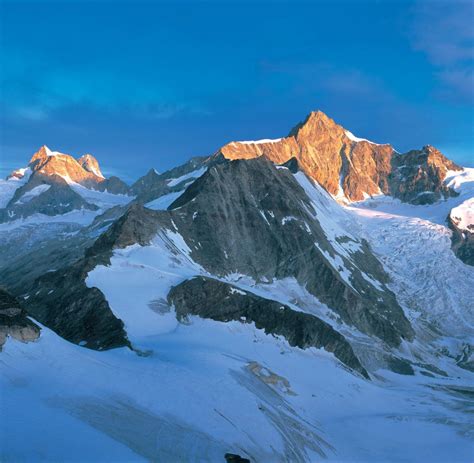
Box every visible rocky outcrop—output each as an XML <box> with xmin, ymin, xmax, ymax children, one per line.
<box><xmin>217</xmin><ymin>111</ymin><xmax>461</xmax><ymax>203</ymax></box>
<box><xmin>20</xmin><ymin>203</ymin><xmax>164</xmax><ymax>350</ymax></box>
<box><xmin>102</xmin><ymin>176</ymin><xmax>130</xmax><ymax>195</ymax></box>
<box><xmin>78</xmin><ymin>154</ymin><xmax>104</xmax><ymax>178</ymax></box>
<box><xmin>168</xmin><ymin>157</ymin><xmax>414</xmax><ymax>347</ymax></box>
<box><xmin>389</xmin><ymin>145</ymin><xmax>460</xmax><ymax>204</ymax></box>
<box><xmin>14</xmin><ymin>202</ymin><xmax>167</xmax><ymax>351</ymax></box>
<box><xmin>224</xmin><ymin>454</ymin><xmax>251</xmax><ymax>463</ymax></box>
<box><xmin>130</xmin><ymin>168</ymin><xmax>162</xmax><ymax>196</ymax></box>
<box><xmin>168</xmin><ymin>276</ymin><xmax>369</xmax><ymax>378</ymax></box>
<box><xmin>448</xmin><ymin>199</ymin><xmax>474</xmax><ymax>266</ymax></box>
<box><xmin>131</xmin><ymin>156</ymin><xmax>209</xmax><ymax>204</ymax></box>
<box><xmin>0</xmin><ymin>288</ymin><xmax>40</xmax><ymax>349</ymax></box>
<box><xmin>87</xmin><ymin>203</ymin><xmax>165</xmax><ymax>257</ymax></box>
<box><xmin>26</xmin><ymin>255</ymin><xmax>130</xmax><ymax>351</ymax></box>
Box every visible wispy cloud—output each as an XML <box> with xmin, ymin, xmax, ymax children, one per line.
<box><xmin>0</xmin><ymin>48</ymin><xmax>210</xmax><ymax>123</ymax></box>
<box><xmin>410</xmin><ymin>0</ymin><xmax>474</xmax><ymax>103</ymax></box>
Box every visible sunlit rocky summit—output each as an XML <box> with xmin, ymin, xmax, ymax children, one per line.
<box><xmin>0</xmin><ymin>110</ymin><xmax>473</xmax><ymax>462</ymax></box>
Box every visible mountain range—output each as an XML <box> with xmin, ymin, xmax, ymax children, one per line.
<box><xmin>1</xmin><ymin>110</ymin><xmax>473</xmax><ymax>462</ymax></box>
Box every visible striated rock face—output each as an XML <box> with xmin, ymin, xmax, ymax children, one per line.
<box><xmin>25</xmin><ymin>157</ymin><xmax>414</xmax><ymax>351</ymax></box>
<box><xmin>218</xmin><ymin>111</ymin><xmax>460</xmax><ymax>203</ymax></box>
<box><xmin>168</xmin><ymin>276</ymin><xmax>369</xmax><ymax>378</ymax></box>
<box><xmin>167</xmin><ymin>157</ymin><xmax>414</xmax><ymax>346</ymax></box>
<box><xmin>0</xmin><ymin>288</ymin><xmax>40</xmax><ymax>349</ymax></box>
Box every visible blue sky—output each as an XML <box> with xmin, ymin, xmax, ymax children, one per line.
<box><xmin>1</xmin><ymin>0</ymin><xmax>473</xmax><ymax>182</ymax></box>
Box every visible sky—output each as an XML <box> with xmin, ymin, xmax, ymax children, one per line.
<box><xmin>1</xmin><ymin>0</ymin><xmax>473</xmax><ymax>182</ymax></box>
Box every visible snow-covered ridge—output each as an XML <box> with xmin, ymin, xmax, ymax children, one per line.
<box><xmin>44</xmin><ymin>145</ymin><xmax>62</xmax><ymax>157</ymax></box>
<box><xmin>445</xmin><ymin>167</ymin><xmax>474</xmax><ymax>191</ymax></box>
<box><xmin>0</xmin><ymin>167</ymin><xmax>32</xmax><ymax>208</ymax></box>
<box><xmin>166</xmin><ymin>167</ymin><xmax>207</xmax><ymax>187</ymax></box>
<box><xmin>231</xmin><ymin>138</ymin><xmax>283</xmax><ymax>146</ymax></box>
<box><xmin>15</xmin><ymin>184</ymin><xmax>51</xmax><ymax>204</ymax></box>
<box><xmin>344</xmin><ymin>130</ymin><xmax>385</xmax><ymax>146</ymax></box>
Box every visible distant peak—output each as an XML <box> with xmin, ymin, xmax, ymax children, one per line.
<box><xmin>78</xmin><ymin>154</ymin><xmax>104</xmax><ymax>178</ymax></box>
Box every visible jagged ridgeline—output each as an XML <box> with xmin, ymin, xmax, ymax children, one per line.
<box><xmin>25</xmin><ymin>156</ymin><xmax>414</xmax><ymax>378</ymax></box>
<box><xmin>0</xmin><ymin>109</ymin><xmax>471</xmax><ymax>373</ymax></box>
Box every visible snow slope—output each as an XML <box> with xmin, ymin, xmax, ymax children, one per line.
<box><xmin>0</xmin><ymin>168</ymin><xmax>31</xmax><ymax>208</ymax></box>
<box><xmin>2</xmin><ymin>302</ymin><xmax>473</xmax><ymax>462</ymax></box>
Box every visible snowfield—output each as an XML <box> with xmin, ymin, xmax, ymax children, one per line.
<box><xmin>2</xmin><ymin>312</ymin><xmax>473</xmax><ymax>462</ymax></box>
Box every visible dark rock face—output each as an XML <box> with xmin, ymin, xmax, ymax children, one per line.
<box><xmin>26</xmin><ymin>257</ymin><xmax>129</xmax><ymax>350</ymax></box>
<box><xmin>130</xmin><ymin>168</ymin><xmax>162</xmax><ymax>196</ymax></box>
<box><xmin>88</xmin><ymin>203</ymin><xmax>167</xmax><ymax>257</ymax></box>
<box><xmin>218</xmin><ymin>111</ymin><xmax>461</xmax><ymax>203</ymax></box>
<box><xmin>168</xmin><ymin>157</ymin><xmax>414</xmax><ymax>346</ymax></box>
<box><xmin>15</xmin><ymin>205</ymin><xmax>166</xmax><ymax>351</ymax></box>
<box><xmin>389</xmin><ymin>146</ymin><xmax>460</xmax><ymax>204</ymax></box>
<box><xmin>20</xmin><ymin>204</ymin><xmax>168</xmax><ymax>351</ymax></box>
<box><xmin>0</xmin><ymin>288</ymin><xmax>40</xmax><ymax>349</ymax></box>
<box><xmin>132</xmin><ymin>156</ymin><xmax>208</xmax><ymax>204</ymax></box>
<box><xmin>0</xmin><ymin>173</ymin><xmax>98</xmax><ymax>223</ymax></box>
<box><xmin>168</xmin><ymin>276</ymin><xmax>369</xmax><ymax>378</ymax></box>
<box><xmin>101</xmin><ymin>176</ymin><xmax>130</xmax><ymax>195</ymax></box>
<box><xmin>448</xmin><ymin>216</ymin><xmax>474</xmax><ymax>266</ymax></box>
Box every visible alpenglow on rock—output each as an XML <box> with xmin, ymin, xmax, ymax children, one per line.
<box><xmin>217</xmin><ymin>110</ymin><xmax>461</xmax><ymax>203</ymax></box>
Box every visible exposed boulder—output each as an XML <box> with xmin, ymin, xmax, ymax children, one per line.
<box><xmin>0</xmin><ymin>288</ymin><xmax>40</xmax><ymax>349</ymax></box>
<box><xmin>168</xmin><ymin>276</ymin><xmax>369</xmax><ymax>378</ymax></box>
